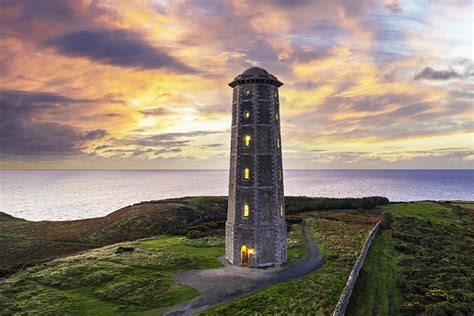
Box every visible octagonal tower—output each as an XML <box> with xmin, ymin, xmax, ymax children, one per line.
<box><xmin>225</xmin><ymin>67</ymin><xmax>287</xmax><ymax>267</ymax></box>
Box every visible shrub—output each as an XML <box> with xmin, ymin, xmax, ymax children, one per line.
<box><xmin>186</xmin><ymin>230</ymin><xmax>207</xmax><ymax>239</ymax></box>
<box><xmin>380</xmin><ymin>212</ymin><xmax>393</xmax><ymax>229</ymax></box>
<box><xmin>115</xmin><ymin>246</ymin><xmax>135</xmax><ymax>254</ymax></box>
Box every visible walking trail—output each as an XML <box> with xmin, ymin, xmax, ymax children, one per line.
<box><xmin>163</xmin><ymin>219</ymin><xmax>324</xmax><ymax>315</ymax></box>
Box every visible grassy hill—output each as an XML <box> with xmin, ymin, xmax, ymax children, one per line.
<box><xmin>0</xmin><ymin>196</ymin><xmax>388</xmax><ymax>315</ymax></box>
<box><xmin>0</xmin><ymin>196</ymin><xmax>388</xmax><ymax>273</ymax></box>
<box><xmin>0</xmin><ymin>196</ymin><xmax>228</xmax><ymax>273</ymax></box>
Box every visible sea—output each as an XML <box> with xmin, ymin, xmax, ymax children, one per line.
<box><xmin>0</xmin><ymin>169</ymin><xmax>472</xmax><ymax>221</ymax></box>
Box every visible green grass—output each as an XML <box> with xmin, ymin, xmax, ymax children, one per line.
<box><xmin>384</xmin><ymin>201</ymin><xmax>465</xmax><ymax>224</ymax></box>
<box><xmin>137</xmin><ymin>236</ymin><xmax>224</xmax><ymax>268</ymax></box>
<box><xmin>202</xmin><ymin>212</ymin><xmax>378</xmax><ymax>315</ymax></box>
<box><xmin>347</xmin><ymin>229</ymin><xmax>403</xmax><ymax>315</ymax></box>
<box><xmin>348</xmin><ymin>202</ymin><xmax>473</xmax><ymax>315</ymax></box>
<box><xmin>287</xmin><ymin>223</ymin><xmax>305</xmax><ymax>263</ymax></box>
<box><xmin>0</xmin><ymin>236</ymin><xmax>225</xmax><ymax>315</ymax></box>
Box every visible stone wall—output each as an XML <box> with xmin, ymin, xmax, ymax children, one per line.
<box><xmin>332</xmin><ymin>221</ymin><xmax>381</xmax><ymax>316</ymax></box>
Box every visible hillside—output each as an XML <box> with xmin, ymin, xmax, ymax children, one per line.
<box><xmin>0</xmin><ymin>196</ymin><xmax>388</xmax><ymax>273</ymax></box>
<box><xmin>0</xmin><ymin>196</ymin><xmax>387</xmax><ymax>315</ymax></box>
<box><xmin>347</xmin><ymin>202</ymin><xmax>474</xmax><ymax>315</ymax></box>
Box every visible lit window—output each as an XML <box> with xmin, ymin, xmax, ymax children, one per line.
<box><xmin>275</xmin><ymin>112</ymin><xmax>279</xmax><ymax>120</ymax></box>
<box><xmin>276</xmin><ymin>137</ymin><xmax>280</xmax><ymax>148</ymax></box>
<box><xmin>244</xmin><ymin>89</ymin><xmax>251</xmax><ymax>96</ymax></box>
<box><xmin>244</xmin><ymin>135</ymin><xmax>251</xmax><ymax>147</ymax></box>
<box><xmin>280</xmin><ymin>204</ymin><xmax>284</xmax><ymax>217</ymax></box>
<box><xmin>244</xmin><ymin>111</ymin><xmax>250</xmax><ymax>119</ymax></box>
<box><xmin>243</xmin><ymin>167</ymin><xmax>250</xmax><ymax>180</ymax></box>
<box><xmin>243</xmin><ymin>203</ymin><xmax>249</xmax><ymax>217</ymax></box>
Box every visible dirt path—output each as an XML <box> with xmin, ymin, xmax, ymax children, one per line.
<box><xmin>163</xmin><ymin>219</ymin><xmax>324</xmax><ymax>315</ymax></box>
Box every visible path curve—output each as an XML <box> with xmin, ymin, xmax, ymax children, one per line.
<box><xmin>163</xmin><ymin>219</ymin><xmax>324</xmax><ymax>315</ymax></box>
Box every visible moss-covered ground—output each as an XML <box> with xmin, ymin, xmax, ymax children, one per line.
<box><xmin>202</xmin><ymin>211</ymin><xmax>379</xmax><ymax>315</ymax></box>
<box><xmin>0</xmin><ymin>236</ymin><xmax>225</xmax><ymax>315</ymax></box>
<box><xmin>347</xmin><ymin>202</ymin><xmax>474</xmax><ymax>315</ymax></box>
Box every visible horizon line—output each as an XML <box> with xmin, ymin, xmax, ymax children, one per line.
<box><xmin>1</xmin><ymin>168</ymin><xmax>473</xmax><ymax>171</ymax></box>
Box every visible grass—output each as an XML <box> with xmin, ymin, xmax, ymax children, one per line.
<box><xmin>0</xmin><ymin>235</ymin><xmax>225</xmax><ymax>315</ymax></box>
<box><xmin>0</xmin><ymin>196</ymin><xmax>389</xmax><ymax>314</ymax></box>
<box><xmin>0</xmin><ymin>196</ymin><xmax>389</xmax><ymax>272</ymax></box>
<box><xmin>137</xmin><ymin>236</ymin><xmax>224</xmax><ymax>268</ymax></box>
<box><xmin>202</xmin><ymin>211</ymin><xmax>380</xmax><ymax>315</ymax></box>
<box><xmin>346</xmin><ymin>229</ymin><xmax>403</xmax><ymax>315</ymax></box>
<box><xmin>0</xmin><ymin>196</ymin><xmax>229</xmax><ymax>271</ymax></box>
<box><xmin>287</xmin><ymin>223</ymin><xmax>305</xmax><ymax>263</ymax></box>
<box><xmin>347</xmin><ymin>202</ymin><xmax>474</xmax><ymax>315</ymax></box>
<box><xmin>385</xmin><ymin>201</ymin><xmax>466</xmax><ymax>224</ymax></box>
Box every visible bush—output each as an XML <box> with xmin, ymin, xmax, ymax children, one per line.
<box><xmin>380</xmin><ymin>212</ymin><xmax>393</xmax><ymax>229</ymax></box>
<box><xmin>115</xmin><ymin>246</ymin><xmax>135</xmax><ymax>254</ymax></box>
<box><xmin>285</xmin><ymin>196</ymin><xmax>389</xmax><ymax>214</ymax></box>
<box><xmin>186</xmin><ymin>230</ymin><xmax>207</xmax><ymax>239</ymax></box>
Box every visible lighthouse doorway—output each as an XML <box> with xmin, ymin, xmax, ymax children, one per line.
<box><xmin>241</xmin><ymin>245</ymin><xmax>249</xmax><ymax>266</ymax></box>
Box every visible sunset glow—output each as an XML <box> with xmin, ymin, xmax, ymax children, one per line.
<box><xmin>0</xmin><ymin>0</ymin><xmax>472</xmax><ymax>169</ymax></box>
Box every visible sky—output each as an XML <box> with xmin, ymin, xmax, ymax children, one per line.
<box><xmin>0</xmin><ymin>0</ymin><xmax>472</xmax><ymax>169</ymax></box>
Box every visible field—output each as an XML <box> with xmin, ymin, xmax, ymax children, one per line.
<box><xmin>347</xmin><ymin>202</ymin><xmax>474</xmax><ymax>315</ymax></box>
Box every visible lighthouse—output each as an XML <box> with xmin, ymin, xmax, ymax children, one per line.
<box><xmin>225</xmin><ymin>67</ymin><xmax>287</xmax><ymax>267</ymax></box>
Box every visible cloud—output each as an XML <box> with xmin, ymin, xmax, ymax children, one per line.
<box><xmin>139</xmin><ymin>107</ymin><xmax>170</xmax><ymax>116</ymax></box>
<box><xmin>414</xmin><ymin>67</ymin><xmax>461</xmax><ymax>81</ymax></box>
<box><xmin>384</xmin><ymin>0</ymin><xmax>402</xmax><ymax>12</ymax></box>
<box><xmin>0</xmin><ymin>0</ymin><xmax>472</xmax><ymax>169</ymax></box>
<box><xmin>84</xmin><ymin>129</ymin><xmax>108</xmax><ymax>140</ymax></box>
<box><xmin>306</xmin><ymin>148</ymin><xmax>474</xmax><ymax>168</ymax></box>
<box><xmin>44</xmin><ymin>29</ymin><xmax>195</xmax><ymax>72</ymax></box>
<box><xmin>0</xmin><ymin>89</ymin><xmax>108</xmax><ymax>156</ymax></box>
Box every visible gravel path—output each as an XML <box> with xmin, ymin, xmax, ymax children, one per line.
<box><xmin>163</xmin><ymin>219</ymin><xmax>324</xmax><ymax>315</ymax></box>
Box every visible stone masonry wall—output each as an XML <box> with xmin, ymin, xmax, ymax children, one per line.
<box><xmin>332</xmin><ymin>221</ymin><xmax>381</xmax><ymax>316</ymax></box>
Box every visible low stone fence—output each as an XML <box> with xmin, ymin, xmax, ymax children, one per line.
<box><xmin>332</xmin><ymin>221</ymin><xmax>381</xmax><ymax>316</ymax></box>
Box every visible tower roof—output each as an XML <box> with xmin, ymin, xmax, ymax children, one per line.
<box><xmin>229</xmin><ymin>67</ymin><xmax>283</xmax><ymax>88</ymax></box>
<box><xmin>242</xmin><ymin>67</ymin><xmax>269</xmax><ymax>75</ymax></box>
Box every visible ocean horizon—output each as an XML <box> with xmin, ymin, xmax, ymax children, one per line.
<box><xmin>1</xmin><ymin>169</ymin><xmax>473</xmax><ymax>221</ymax></box>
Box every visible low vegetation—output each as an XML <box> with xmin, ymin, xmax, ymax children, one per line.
<box><xmin>347</xmin><ymin>202</ymin><xmax>474</xmax><ymax>315</ymax></box>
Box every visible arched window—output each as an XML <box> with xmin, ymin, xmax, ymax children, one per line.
<box><xmin>243</xmin><ymin>167</ymin><xmax>250</xmax><ymax>180</ymax></box>
<box><xmin>278</xmin><ymin>168</ymin><xmax>282</xmax><ymax>180</ymax></box>
<box><xmin>280</xmin><ymin>204</ymin><xmax>284</xmax><ymax>218</ymax></box>
<box><xmin>243</xmin><ymin>203</ymin><xmax>249</xmax><ymax>218</ymax></box>
<box><xmin>244</xmin><ymin>135</ymin><xmax>251</xmax><ymax>147</ymax></box>
<box><xmin>275</xmin><ymin>112</ymin><xmax>279</xmax><ymax>120</ymax></box>
<box><xmin>276</xmin><ymin>137</ymin><xmax>280</xmax><ymax>148</ymax></box>
<box><xmin>244</xmin><ymin>111</ymin><xmax>250</xmax><ymax>119</ymax></box>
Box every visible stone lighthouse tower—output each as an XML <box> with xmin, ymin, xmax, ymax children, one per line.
<box><xmin>225</xmin><ymin>67</ymin><xmax>287</xmax><ymax>267</ymax></box>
